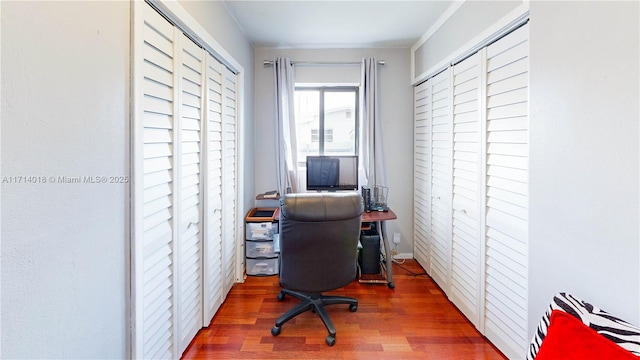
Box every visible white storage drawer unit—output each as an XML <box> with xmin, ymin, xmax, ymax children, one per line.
<box><xmin>246</xmin><ymin>240</ymin><xmax>277</xmax><ymax>258</ymax></box>
<box><xmin>246</xmin><ymin>258</ymin><xmax>279</xmax><ymax>276</ymax></box>
<box><xmin>245</xmin><ymin>222</ymin><xmax>277</xmax><ymax>241</ymax></box>
<box><xmin>245</xmin><ymin>208</ymin><xmax>279</xmax><ymax>276</ymax></box>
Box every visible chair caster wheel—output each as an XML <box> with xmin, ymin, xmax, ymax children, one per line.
<box><xmin>349</xmin><ymin>304</ymin><xmax>358</xmax><ymax>312</ymax></box>
<box><xmin>325</xmin><ymin>335</ymin><xmax>336</xmax><ymax>346</ymax></box>
<box><xmin>271</xmin><ymin>326</ymin><xmax>281</xmax><ymax>336</ymax></box>
<box><xmin>388</xmin><ymin>282</ymin><xmax>395</xmax><ymax>289</ymax></box>
<box><xmin>277</xmin><ymin>292</ymin><xmax>285</xmax><ymax>301</ymax></box>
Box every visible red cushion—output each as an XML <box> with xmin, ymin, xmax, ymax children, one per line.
<box><xmin>535</xmin><ymin>310</ymin><xmax>638</xmax><ymax>360</ymax></box>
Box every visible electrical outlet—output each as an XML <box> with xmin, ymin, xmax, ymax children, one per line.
<box><xmin>393</xmin><ymin>233</ymin><xmax>401</xmax><ymax>245</ymax></box>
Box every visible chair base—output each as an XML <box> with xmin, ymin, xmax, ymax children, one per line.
<box><xmin>271</xmin><ymin>289</ymin><xmax>358</xmax><ymax>346</ymax></box>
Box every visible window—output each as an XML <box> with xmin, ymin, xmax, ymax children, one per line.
<box><xmin>294</xmin><ymin>87</ymin><xmax>359</xmax><ymax>164</ymax></box>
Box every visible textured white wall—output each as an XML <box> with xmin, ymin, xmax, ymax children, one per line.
<box><xmin>1</xmin><ymin>1</ymin><xmax>130</xmax><ymax>358</ymax></box>
<box><xmin>254</xmin><ymin>48</ymin><xmax>415</xmax><ymax>255</ymax></box>
<box><xmin>0</xmin><ymin>1</ymin><xmax>3</xmax><ymax>355</ymax></box>
<box><xmin>413</xmin><ymin>0</ymin><xmax>523</xmax><ymax>79</ymax></box>
<box><xmin>528</xmin><ymin>0</ymin><xmax>640</xmax><ymax>330</ymax></box>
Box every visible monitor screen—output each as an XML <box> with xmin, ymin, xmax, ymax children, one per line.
<box><xmin>306</xmin><ymin>155</ymin><xmax>358</xmax><ymax>191</ymax></box>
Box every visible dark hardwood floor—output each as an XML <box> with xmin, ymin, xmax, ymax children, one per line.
<box><xmin>182</xmin><ymin>259</ymin><xmax>507</xmax><ymax>359</ymax></box>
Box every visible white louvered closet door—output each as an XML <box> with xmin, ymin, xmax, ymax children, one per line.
<box><xmin>136</xmin><ymin>4</ymin><xmax>178</xmax><ymax>359</ymax></box>
<box><xmin>221</xmin><ymin>68</ymin><xmax>238</xmax><ymax>296</ymax></box>
<box><xmin>203</xmin><ymin>53</ymin><xmax>224</xmax><ymax>324</ymax></box>
<box><xmin>483</xmin><ymin>23</ymin><xmax>529</xmax><ymax>360</ymax></box>
<box><xmin>177</xmin><ymin>33</ymin><xmax>204</xmax><ymax>353</ymax></box>
<box><xmin>450</xmin><ymin>52</ymin><xmax>483</xmax><ymax>328</ymax></box>
<box><xmin>413</xmin><ymin>80</ymin><xmax>431</xmax><ymax>270</ymax></box>
<box><xmin>134</xmin><ymin>2</ymin><xmax>241</xmax><ymax>358</ymax></box>
<box><xmin>429</xmin><ymin>69</ymin><xmax>453</xmax><ymax>292</ymax></box>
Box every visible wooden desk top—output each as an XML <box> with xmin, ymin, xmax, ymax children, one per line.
<box><xmin>250</xmin><ymin>207</ymin><xmax>396</xmax><ymax>222</ymax></box>
<box><xmin>362</xmin><ymin>209</ymin><xmax>397</xmax><ymax>222</ymax></box>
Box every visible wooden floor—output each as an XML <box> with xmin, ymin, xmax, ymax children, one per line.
<box><xmin>182</xmin><ymin>260</ymin><xmax>506</xmax><ymax>359</ymax></box>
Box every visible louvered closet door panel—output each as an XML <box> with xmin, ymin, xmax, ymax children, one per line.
<box><xmin>203</xmin><ymin>53</ymin><xmax>224</xmax><ymax>324</ymax></box>
<box><xmin>483</xmin><ymin>24</ymin><xmax>529</xmax><ymax>360</ymax></box>
<box><xmin>450</xmin><ymin>53</ymin><xmax>482</xmax><ymax>328</ymax></box>
<box><xmin>177</xmin><ymin>34</ymin><xmax>204</xmax><ymax>352</ymax></box>
<box><xmin>429</xmin><ymin>69</ymin><xmax>452</xmax><ymax>292</ymax></box>
<box><xmin>414</xmin><ymin>80</ymin><xmax>431</xmax><ymax>270</ymax></box>
<box><xmin>222</xmin><ymin>68</ymin><xmax>238</xmax><ymax>295</ymax></box>
<box><xmin>138</xmin><ymin>4</ymin><xmax>176</xmax><ymax>359</ymax></box>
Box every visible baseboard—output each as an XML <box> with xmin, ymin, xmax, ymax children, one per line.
<box><xmin>392</xmin><ymin>252</ymin><xmax>413</xmax><ymax>260</ymax></box>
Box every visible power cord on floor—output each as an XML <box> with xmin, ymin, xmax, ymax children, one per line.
<box><xmin>390</xmin><ymin>243</ymin><xmax>405</xmax><ymax>264</ymax></box>
<box><xmin>381</xmin><ymin>254</ymin><xmax>430</xmax><ymax>277</ymax></box>
<box><xmin>392</xmin><ymin>261</ymin><xmax>430</xmax><ymax>277</ymax></box>
<box><xmin>390</xmin><ymin>246</ymin><xmax>406</xmax><ymax>265</ymax></box>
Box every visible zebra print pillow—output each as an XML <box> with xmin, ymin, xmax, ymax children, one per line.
<box><xmin>528</xmin><ymin>292</ymin><xmax>640</xmax><ymax>359</ymax></box>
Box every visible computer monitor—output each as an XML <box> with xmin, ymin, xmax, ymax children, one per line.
<box><xmin>306</xmin><ymin>155</ymin><xmax>358</xmax><ymax>191</ymax></box>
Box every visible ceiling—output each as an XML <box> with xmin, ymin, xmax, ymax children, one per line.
<box><xmin>222</xmin><ymin>0</ymin><xmax>454</xmax><ymax>48</ymax></box>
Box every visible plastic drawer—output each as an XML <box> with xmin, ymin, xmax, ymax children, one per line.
<box><xmin>246</xmin><ymin>240</ymin><xmax>276</xmax><ymax>258</ymax></box>
<box><xmin>245</xmin><ymin>222</ymin><xmax>278</xmax><ymax>241</ymax></box>
<box><xmin>246</xmin><ymin>258</ymin><xmax>279</xmax><ymax>276</ymax></box>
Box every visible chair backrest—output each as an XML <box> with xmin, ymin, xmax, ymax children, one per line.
<box><xmin>279</xmin><ymin>192</ymin><xmax>364</xmax><ymax>293</ymax></box>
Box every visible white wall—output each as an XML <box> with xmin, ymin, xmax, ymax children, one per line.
<box><xmin>254</xmin><ymin>48</ymin><xmax>415</xmax><ymax>255</ymax></box>
<box><xmin>1</xmin><ymin>1</ymin><xmax>130</xmax><ymax>358</ymax></box>
<box><xmin>1</xmin><ymin>1</ymin><xmax>254</xmax><ymax>358</ymax></box>
<box><xmin>0</xmin><ymin>1</ymin><xmax>2</xmax><ymax>356</ymax></box>
<box><xmin>528</xmin><ymin>0</ymin><xmax>640</xmax><ymax>330</ymax></box>
<box><xmin>413</xmin><ymin>0</ymin><xmax>522</xmax><ymax>78</ymax></box>
<box><xmin>1</xmin><ymin>2</ymin><xmax>4</xmax><ymax>355</ymax></box>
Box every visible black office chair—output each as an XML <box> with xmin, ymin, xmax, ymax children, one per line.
<box><xmin>271</xmin><ymin>192</ymin><xmax>364</xmax><ymax>346</ymax></box>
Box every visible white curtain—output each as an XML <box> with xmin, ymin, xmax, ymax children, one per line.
<box><xmin>273</xmin><ymin>57</ymin><xmax>299</xmax><ymax>194</ymax></box>
<box><xmin>359</xmin><ymin>57</ymin><xmax>386</xmax><ymax>187</ymax></box>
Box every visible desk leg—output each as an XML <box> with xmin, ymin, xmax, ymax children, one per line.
<box><xmin>379</xmin><ymin>220</ymin><xmax>395</xmax><ymax>289</ymax></box>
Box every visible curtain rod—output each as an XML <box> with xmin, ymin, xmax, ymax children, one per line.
<box><xmin>263</xmin><ymin>60</ymin><xmax>385</xmax><ymax>66</ymax></box>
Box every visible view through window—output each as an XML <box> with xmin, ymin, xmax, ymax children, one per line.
<box><xmin>294</xmin><ymin>87</ymin><xmax>359</xmax><ymax>166</ymax></box>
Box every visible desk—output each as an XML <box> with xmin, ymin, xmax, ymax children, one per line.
<box><xmin>361</xmin><ymin>209</ymin><xmax>397</xmax><ymax>288</ymax></box>
<box><xmin>273</xmin><ymin>206</ymin><xmax>398</xmax><ymax>288</ymax></box>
